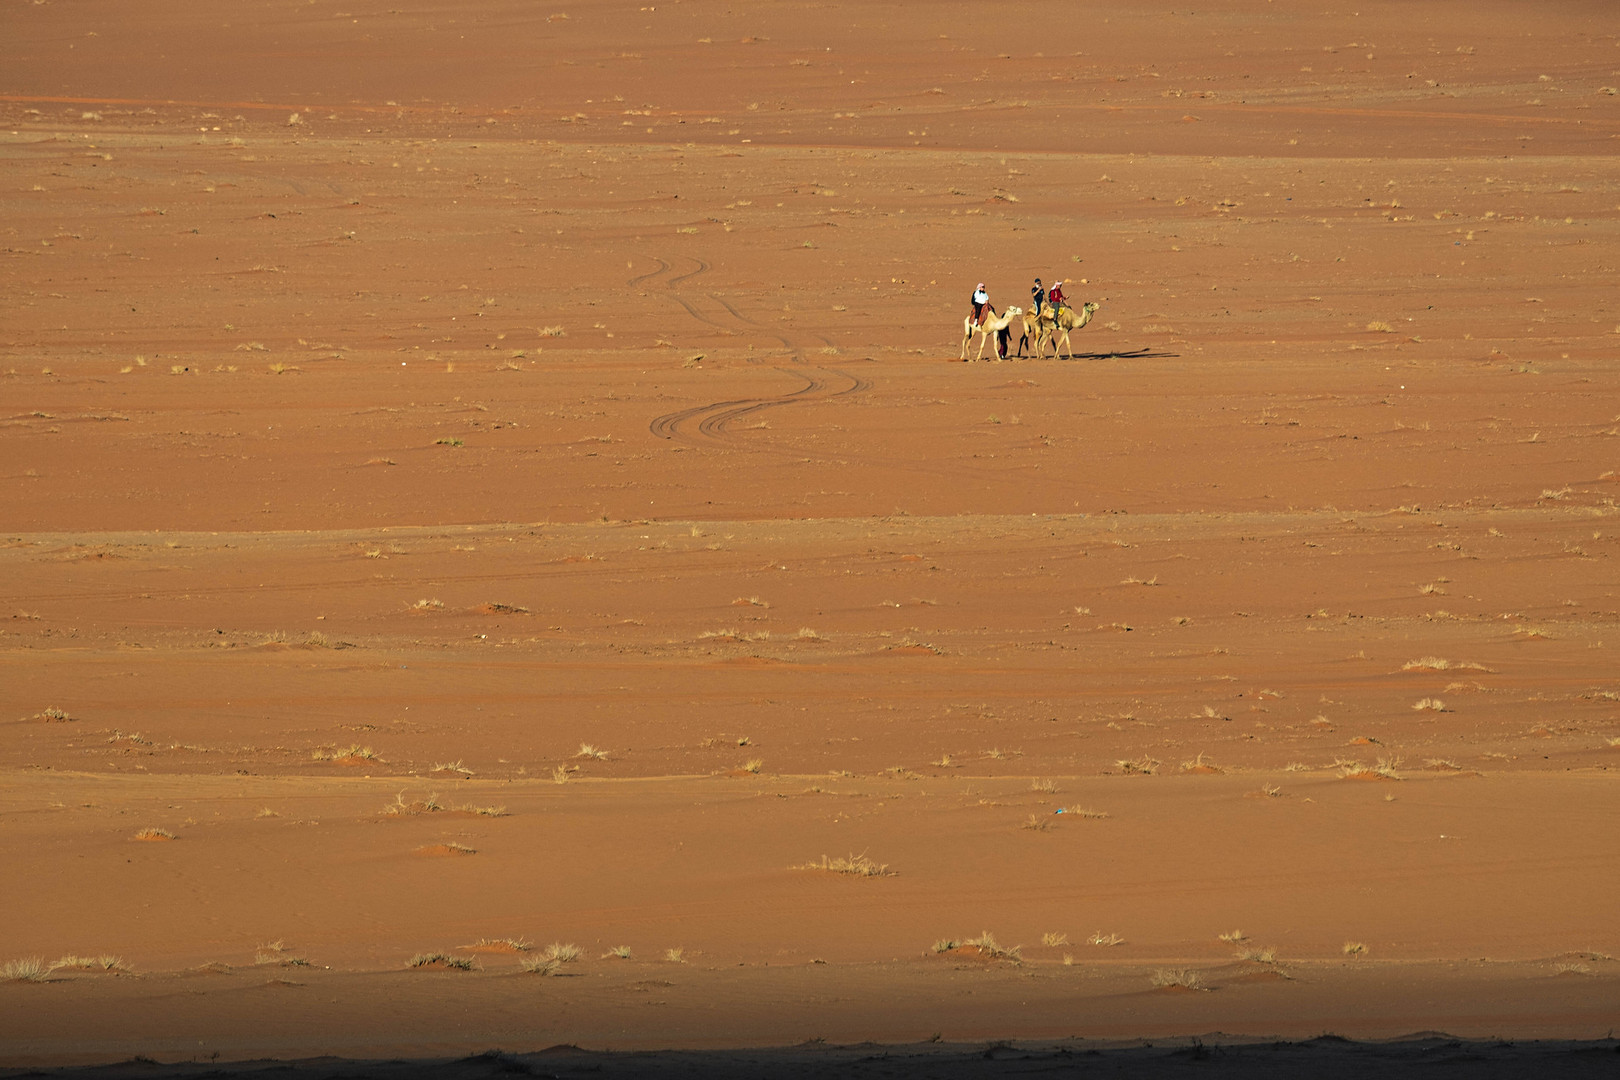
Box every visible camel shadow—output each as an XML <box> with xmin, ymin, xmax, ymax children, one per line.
<box><xmin>1056</xmin><ymin>347</ymin><xmax>1179</xmax><ymax>361</ymax></box>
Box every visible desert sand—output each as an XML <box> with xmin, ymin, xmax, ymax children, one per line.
<box><xmin>3</xmin><ymin>0</ymin><xmax>1620</xmax><ymax>1072</ymax></box>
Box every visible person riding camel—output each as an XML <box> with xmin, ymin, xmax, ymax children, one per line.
<box><xmin>1030</xmin><ymin>278</ymin><xmax>1046</xmax><ymax>319</ymax></box>
<box><xmin>1046</xmin><ymin>279</ymin><xmax>1067</xmax><ymax>317</ymax></box>
<box><xmin>970</xmin><ymin>282</ymin><xmax>995</xmax><ymax>327</ymax></box>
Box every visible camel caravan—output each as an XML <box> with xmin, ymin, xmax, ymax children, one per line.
<box><xmin>960</xmin><ymin>278</ymin><xmax>1100</xmax><ymax>361</ymax></box>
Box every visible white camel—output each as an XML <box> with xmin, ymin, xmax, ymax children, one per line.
<box><xmin>960</xmin><ymin>305</ymin><xmax>1023</xmax><ymax>361</ymax></box>
<box><xmin>1030</xmin><ymin>300</ymin><xmax>1100</xmax><ymax>358</ymax></box>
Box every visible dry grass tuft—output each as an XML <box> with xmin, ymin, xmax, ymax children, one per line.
<box><xmin>1340</xmin><ymin>757</ymin><xmax>1403</xmax><ymax>780</ymax></box>
<box><xmin>664</xmin><ymin>947</ymin><xmax>687</xmax><ymax>963</ymax></box>
<box><xmin>1059</xmin><ymin>806</ymin><xmax>1110</xmax><ymax>819</ymax></box>
<box><xmin>254</xmin><ymin>951</ymin><xmax>310</xmax><ymax>967</ymax></box>
<box><xmin>1237</xmin><ymin>946</ymin><xmax>1277</xmax><ymax>963</ymax></box>
<box><xmin>603</xmin><ymin>945</ymin><xmax>633</xmax><ymax>960</ymax></box>
<box><xmin>1117</xmin><ymin>756</ymin><xmax>1160</xmax><ymax>775</ymax></box>
<box><xmin>1366</xmin><ymin>321</ymin><xmax>1395</xmax><ymax>333</ymax></box>
<box><xmin>1021</xmin><ymin>813</ymin><xmax>1052</xmax><ymax>832</ymax></box>
<box><xmin>1403</xmin><ymin>656</ymin><xmax>1488</xmax><ymax>672</ymax></box>
<box><xmin>542</xmin><ymin>942</ymin><xmax>582</xmax><ymax>964</ymax></box>
<box><xmin>1041</xmin><ymin>932</ymin><xmax>1069</xmax><ymax>948</ymax></box>
<box><xmin>407</xmin><ymin>952</ymin><xmax>477</xmax><ymax>970</ymax></box>
<box><xmin>740</xmin><ymin>758</ymin><xmax>764</xmax><ymax>774</ymax></box>
<box><xmin>576</xmin><ymin>743</ymin><xmax>608</xmax><ymax>760</ymax></box>
<box><xmin>1343</xmin><ymin>942</ymin><xmax>1367</xmax><ymax>957</ymax></box>
<box><xmin>50</xmin><ymin>955</ymin><xmax>127</xmax><ymax>973</ymax></box>
<box><xmin>1030</xmin><ymin>778</ymin><xmax>1058</xmax><ymax>793</ymax></box>
<box><xmin>1088</xmin><ymin>932</ymin><xmax>1126</xmax><ymax>947</ymax></box>
<box><xmin>431</xmin><ymin>760</ymin><xmax>473</xmax><ymax>776</ymax></box>
<box><xmin>132</xmin><ymin>827</ymin><xmax>175</xmax><ymax>841</ymax></box>
<box><xmin>2</xmin><ymin>958</ymin><xmax>49</xmax><ymax>982</ymax></box>
<box><xmin>1180</xmin><ymin>752</ymin><xmax>1222</xmax><ymax>773</ymax></box>
<box><xmin>1218</xmin><ymin>930</ymin><xmax>1247</xmax><ymax>944</ymax></box>
<box><xmin>384</xmin><ymin>792</ymin><xmax>445</xmax><ymax>816</ymax></box>
<box><xmin>552</xmin><ymin>765</ymin><xmax>571</xmax><ymax>784</ymax></box>
<box><xmin>962</xmin><ymin>931</ymin><xmax>1022</xmax><ymax>962</ymax></box>
<box><xmin>800</xmin><ymin>853</ymin><xmax>894</xmax><ymax>877</ymax></box>
<box><xmin>1412</xmin><ymin>697</ymin><xmax>1445</xmax><ymax>711</ymax></box>
<box><xmin>519</xmin><ymin>957</ymin><xmax>561</xmax><ymax>975</ymax></box>
<box><xmin>1150</xmin><ymin>968</ymin><xmax>1205</xmax><ymax>990</ymax></box>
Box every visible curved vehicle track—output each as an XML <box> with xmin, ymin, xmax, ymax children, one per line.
<box><xmin>632</xmin><ymin>255</ymin><xmax>871</xmax><ymax>446</ymax></box>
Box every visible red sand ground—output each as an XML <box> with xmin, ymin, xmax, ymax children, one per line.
<box><xmin>3</xmin><ymin>0</ymin><xmax>1619</xmax><ymax>1067</ymax></box>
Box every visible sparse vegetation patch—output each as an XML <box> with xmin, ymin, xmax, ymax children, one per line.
<box><xmin>464</xmin><ymin>937</ymin><xmax>532</xmax><ymax>953</ymax></box>
<box><xmin>312</xmin><ymin>744</ymin><xmax>377</xmax><ymax>763</ymax></box>
<box><xmin>798</xmin><ymin>853</ymin><xmax>894</xmax><ymax>877</ymax></box>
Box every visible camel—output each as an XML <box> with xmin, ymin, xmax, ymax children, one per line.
<box><xmin>1030</xmin><ymin>300</ymin><xmax>1100</xmax><ymax>358</ymax></box>
<box><xmin>1015</xmin><ymin>308</ymin><xmax>1044</xmax><ymax>358</ymax></box>
<box><xmin>959</xmin><ymin>305</ymin><xmax>1023</xmax><ymax>361</ymax></box>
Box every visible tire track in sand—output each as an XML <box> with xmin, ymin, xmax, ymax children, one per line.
<box><xmin>633</xmin><ymin>256</ymin><xmax>870</xmax><ymax>446</ymax></box>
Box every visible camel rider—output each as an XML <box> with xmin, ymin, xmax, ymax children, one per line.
<box><xmin>1047</xmin><ymin>279</ymin><xmax>1067</xmax><ymax>317</ymax></box>
<box><xmin>1031</xmin><ymin>278</ymin><xmax>1046</xmax><ymax>318</ymax></box>
<box><xmin>970</xmin><ymin>282</ymin><xmax>994</xmax><ymax>326</ymax></box>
